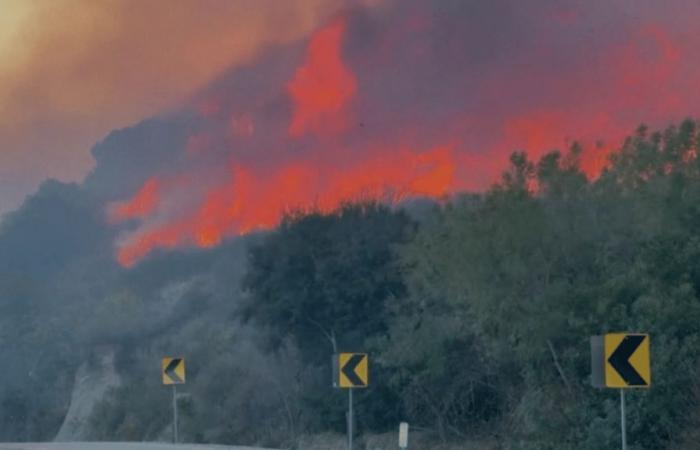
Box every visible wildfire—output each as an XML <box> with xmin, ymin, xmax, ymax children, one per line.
<box><xmin>108</xmin><ymin>5</ymin><xmax>699</xmax><ymax>267</ymax></box>
<box><xmin>114</xmin><ymin>144</ymin><xmax>457</xmax><ymax>267</ymax></box>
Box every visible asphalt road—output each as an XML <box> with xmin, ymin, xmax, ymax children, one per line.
<box><xmin>0</xmin><ymin>444</ymin><xmax>280</xmax><ymax>450</ymax></box>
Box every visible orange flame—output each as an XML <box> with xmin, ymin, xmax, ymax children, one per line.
<box><xmin>108</xmin><ymin>178</ymin><xmax>160</xmax><ymax>222</ymax></box>
<box><xmin>114</xmin><ymin>145</ymin><xmax>456</xmax><ymax>267</ymax></box>
<box><xmin>502</xmin><ymin>110</ymin><xmax>616</xmax><ymax>179</ymax></box>
<box><xmin>287</xmin><ymin>18</ymin><xmax>357</xmax><ymax>137</ymax></box>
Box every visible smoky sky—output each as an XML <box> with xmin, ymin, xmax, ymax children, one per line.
<box><xmin>0</xmin><ymin>0</ymin><xmax>374</xmax><ymax>216</ymax></box>
<box><xmin>3</xmin><ymin>0</ymin><xmax>700</xmax><ymax>264</ymax></box>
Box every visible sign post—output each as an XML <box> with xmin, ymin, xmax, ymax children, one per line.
<box><xmin>620</xmin><ymin>389</ymin><xmax>626</xmax><ymax>450</ymax></box>
<box><xmin>333</xmin><ymin>353</ymin><xmax>368</xmax><ymax>450</ymax></box>
<box><xmin>591</xmin><ymin>334</ymin><xmax>650</xmax><ymax>450</ymax></box>
<box><xmin>172</xmin><ymin>384</ymin><xmax>179</xmax><ymax>444</ymax></box>
<box><xmin>162</xmin><ymin>357</ymin><xmax>186</xmax><ymax>444</ymax></box>
<box><xmin>348</xmin><ymin>388</ymin><xmax>353</xmax><ymax>450</ymax></box>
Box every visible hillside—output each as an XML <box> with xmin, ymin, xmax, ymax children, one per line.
<box><xmin>3</xmin><ymin>121</ymin><xmax>700</xmax><ymax>449</ymax></box>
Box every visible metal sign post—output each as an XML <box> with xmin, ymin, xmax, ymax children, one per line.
<box><xmin>348</xmin><ymin>389</ymin><xmax>354</xmax><ymax>450</ymax></box>
<box><xmin>172</xmin><ymin>384</ymin><xmax>179</xmax><ymax>444</ymax></box>
<box><xmin>620</xmin><ymin>389</ymin><xmax>626</xmax><ymax>450</ymax></box>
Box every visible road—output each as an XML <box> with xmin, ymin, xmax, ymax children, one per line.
<box><xmin>0</xmin><ymin>444</ymin><xmax>280</xmax><ymax>450</ymax></box>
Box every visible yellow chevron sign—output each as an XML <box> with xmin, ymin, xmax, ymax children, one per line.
<box><xmin>162</xmin><ymin>357</ymin><xmax>186</xmax><ymax>385</ymax></box>
<box><xmin>604</xmin><ymin>333</ymin><xmax>650</xmax><ymax>388</ymax></box>
<box><xmin>337</xmin><ymin>353</ymin><xmax>368</xmax><ymax>388</ymax></box>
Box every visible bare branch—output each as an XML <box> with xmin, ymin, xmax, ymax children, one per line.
<box><xmin>547</xmin><ymin>339</ymin><xmax>572</xmax><ymax>393</ymax></box>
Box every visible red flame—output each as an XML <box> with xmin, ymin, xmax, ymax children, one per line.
<box><xmin>109</xmin><ymin>178</ymin><xmax>160</xmax><ymax>222</ymax></box>
<box><xmin>115</xmin><ymin>144</ymin><xmax>457</xmax><ymax>267</ymax></box>
<box><xmin>287</xmin><ymin>18</ymin><xmax>357</xmax><ymax>137</ymax></box>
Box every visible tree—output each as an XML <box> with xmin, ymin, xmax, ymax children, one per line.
<box><xmin>242</xmin><ymin>202</ymin><xmax>412</xmax><ymax>361</ymax></box>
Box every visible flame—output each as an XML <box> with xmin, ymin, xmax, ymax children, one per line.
<box><xmin>114</xmin><ymin>145</ymin><xmax>456</xmax><ymax>267</ymax></box>
<box><xmin>287</xmin><ymin>18</ymin><xmax>357</xmax><ymax>137</ymax></box>
<box><xmin>501</xmin><ymin>110</ymin><xmax>618</xmax><ymax>179</ymax></box>
<box><xmin>109</xmin><ymin>178</ymin><xmax>160</xmax><ymax>222</ymax></box>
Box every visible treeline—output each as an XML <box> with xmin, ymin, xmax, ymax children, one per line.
<box><xmin>4</xmin><ymin>121</ymin><xmax>700</xmax><ymax>449</ymax></box>
<box><xmin>237</xmin><ymin>120</ymin><xmax>700</xmax><ymax>449</ymax></box>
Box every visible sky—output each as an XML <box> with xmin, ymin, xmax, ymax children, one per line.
<box><xmin>2</xmin><ymin>0</ymin><xmax>700</xmax><ymax>265</ymax></box>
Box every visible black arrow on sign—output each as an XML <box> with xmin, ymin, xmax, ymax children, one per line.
<box><xmin>341</xmin><ymin>354</ymin><xmax>365</xmax><ymax>386</ymax></box>
<box><xmin>608</xmin><ymin>335</ymin><xmax>647</xmax><ymax>386</ymax></box>
<box><xmin>165</xmin><ymin>359</ymin><xmax>184</xmax><ymax>383</ymax></box>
